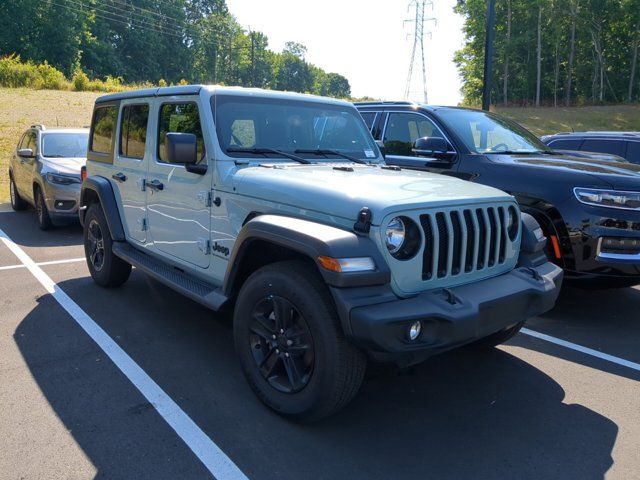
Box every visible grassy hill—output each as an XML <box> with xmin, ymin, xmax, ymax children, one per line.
<box><xmin>1</xmin><ymin>87</ymin><xmax>639</xmax><ymax>202</ymax></box>
<box><xmin>0</xmin><ymin>88</ymin><xmax>100</xmax><ymax>201</ymax></box>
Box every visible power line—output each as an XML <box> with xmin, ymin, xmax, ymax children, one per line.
<box><xmin>404</xmin><ymin>0</ymin><xmax>436</xmax><ymax>103</ymax></box>
<box><xmin>105</xmin><ymin>0</ymin><xmax>187</xmax><ymax>26</ymax></box>
<box><xmin>49</xmin><ymin>0</ymin><xmax>186</xmax><ymax>39</ymax></box>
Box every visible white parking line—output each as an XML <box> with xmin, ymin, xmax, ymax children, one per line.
<box><xmin>521</xmin><ymin>327</ymin><xmax>640</xmax><ymax>372</ymax></box>
<box><xmin>0</xmin><ymin>227</ymin><xmax>248</xmax><ymax>480</ymax></box>
<box><xmin>0</xmin><ymin>257</ymin><xmax>86</xmax><ymax>271</ymax></box>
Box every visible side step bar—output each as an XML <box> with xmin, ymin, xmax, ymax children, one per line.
<box><xmin>112</xmin><ymin>242</ymin><xmax>228</xmax><ymax>311</ymax></box>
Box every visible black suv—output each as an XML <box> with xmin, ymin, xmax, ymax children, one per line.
<box><xmin>356</xmin><ymin>102</ymin><xmax>640</xmax><ymax>288</ymax></box>
<box><xmin>541</xmin><ymin>131</ymin><xmax>640</xmax><ymax>164</ymax></box>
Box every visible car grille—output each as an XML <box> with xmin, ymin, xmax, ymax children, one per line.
<box><xmin>419</xmin><ymin>206</ymin><xmax>513</xmax><ymax>282</ymax></box>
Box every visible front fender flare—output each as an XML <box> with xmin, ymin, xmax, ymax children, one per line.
<box><xmin>223</xmin><ymin>215</ymin><xmax>390</xmax><ymax>296</ymax></box>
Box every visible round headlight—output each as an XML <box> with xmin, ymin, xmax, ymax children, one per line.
<box><xmin>507</xmin><ymin>206</ymin><xmax>519</xmax><ymax>241</ymax></box>
<box><xmin>385</xmin><ymin>217</ymin><xmax>406</xmax><ymax>254</ymax></box>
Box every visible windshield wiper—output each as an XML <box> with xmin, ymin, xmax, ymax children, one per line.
<box><xmin>485</xmin><ymin>150</ymin><xmax>538</xmax><ymax>155</ymax></box>
<box><xmin>294</xmin><ymin>149</ymin><xmax>369</xmax><ymax>165</ymax></box>
<box><xmin>226</xmin><ymin>147</ymin><xmax>312</xmax><ymax>164</ymax></box>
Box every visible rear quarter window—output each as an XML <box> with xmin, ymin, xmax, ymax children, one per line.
<box><xmin>626</xmin><ymin>141</ymin><xmax>640</xmax><ymax>164</ymax></box>
<box><xmin>91</xmin><ymin>105</ymin><xmax>118</xmax><ymax>155</ymax></box>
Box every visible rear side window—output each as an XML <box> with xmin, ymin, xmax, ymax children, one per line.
<box><xmin>581</xmin><ymin>139</ymin><xmax>625</xmax><ymax>157</ymax></box>
<box><xmin>158</xmin><ymin>103</ymin><xmax>205</xmax><ymax>164</ymax></box>
<box><xmin>627</xmin><ymin>141</ymin><xmax>640</xmax><ymax>164</ymax></box>
<box><xmin>119</xmin><ymin>104</ymin><xmax>149</xmax><ymax>159</ymax></box>
<box><xmin>547</xmin><ymin>139</ymin><xmax>582</xmax><ymax>150</ymax></box>
<box><xmin>359</xmin><ymin>112</ymin><xmax>377</xmax><ymax>130</ymax></box>
<box><xmin>91</xmin><ymin>106</ymin><xmax>118</xmax><ymax>154</ymax></box>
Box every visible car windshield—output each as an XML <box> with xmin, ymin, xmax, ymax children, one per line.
<box><xmin>213</xmin><ymin>94</ymin><xmax>381</xmax><ymax>162</ymax></box>
<box><xmin>436</xmin><ymin>109</ymin><xmax>550</xmax><ymax>154</ymax></box>
<box><xmin>42</xmin><ymin>132</ymin><xmax>89</xmax><ymax>158</ymax></box>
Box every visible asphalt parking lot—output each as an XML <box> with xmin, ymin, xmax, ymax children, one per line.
<box><xmin>1</xmin><ymin>203</ymin><xmax>639</xmax><ymax>480</ymax></box>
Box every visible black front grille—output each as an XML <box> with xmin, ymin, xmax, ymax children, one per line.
<box><xmin>419</xmin><ymin>206</ymin><xmax>514</xmax><ymax>282</ymax></box>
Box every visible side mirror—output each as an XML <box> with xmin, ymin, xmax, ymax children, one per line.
<box><xmin>17</xmin><ymin>148</ymin><xmax>34</xmax><ymax>158</ymax></box>
<box><xmin>412</xmin><ymin>137</ymin><xmax>449</xmax><ymax>157</ymax></box>
<box><xmin>166</xmin><ymin>132</ymin><xmax>207</xmax><ymax>175</ymax></box>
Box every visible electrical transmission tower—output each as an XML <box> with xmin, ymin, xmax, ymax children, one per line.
<box><xmin>404</xmin><ymin>0</ymin><xmax>436</xmax><ymax>103</ymax></box>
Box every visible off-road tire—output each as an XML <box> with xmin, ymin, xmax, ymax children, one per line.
<box><xmin>468</xmin><ymin>320</ymin><xmax>525</xmax><ymax>349</ymax></box>
<box><xmin>83</xmin><ymin>203</ymin><xmax>131</xmax><ymax>287</ymax></box>
<box><xmin>9</xmin><ymin>174</ymin><xmax>27</xmax><ymax>211</ymax></box>
<box><xmin>34</xmin><ymin>186</ymin><xmax>52</xmax><ymax>230</ymax></box>
<box><xmin>234</xmin><ymin>260</ymin><xmax>366</xmax><ymax>422</ymax></box>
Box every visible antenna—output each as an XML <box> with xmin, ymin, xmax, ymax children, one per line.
<box><xmin>404</xmin><ymin>0</ymin><xmax>436</xmax><ymax>103</ymax></box>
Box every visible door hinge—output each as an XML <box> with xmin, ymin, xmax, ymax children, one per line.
<box><xmin>138</xmin><ymin>179</ymin><xmax>146</xmax><ymax>192</ymax></box>
<box><xmin>198</xmin><ymin>190</ymin><xmax>212</xmax><ymax>207</ymax></box>
<box><xmin>197</xmin><ymin>237</ymin><xmax>211</xmax><ymax>254</ymax></box>
<box><xmin>138</xmin><ymin>217</ymin><xmax>147</xmax><ymax>231</ymax></box>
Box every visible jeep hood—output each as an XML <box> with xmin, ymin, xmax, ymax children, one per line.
<box><xmin>489</xmin><ymin>152</ymin><xmax>640</xmax><ymax>190</ymax></box>
<box><xmin>233</xmin><ymin>163</ymin><xmax>513</xmax><ymax>224</ymax></box>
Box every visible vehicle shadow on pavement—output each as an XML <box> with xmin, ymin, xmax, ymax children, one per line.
<box><xmin>521</xmin><ymin>285</ymin><xmax>640</xmax><ymax>379</ymax></box>
<box><xmin>14</xmin><ymin>272</ymin><xmax>618</xmax><ymax>480</ymax></box>
<box><xmin>0</xmin><ymin>211</ymin><xmax>82</xmax><ymax>248</ymax></box>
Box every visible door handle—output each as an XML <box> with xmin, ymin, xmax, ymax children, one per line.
<box><xmin>145</xmin><ymin>179</ymin><xmax>164</xmax><ymax>191</ymax></box>
<box><xmin>112</xmin><ymin>172</ymin><xmax>127</xmax><ymax>183</ymax></box>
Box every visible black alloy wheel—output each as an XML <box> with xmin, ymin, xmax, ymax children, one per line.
<box><xmin>249</xmin><ymin>295</ymin><xmax>315</xmax><ymax>394</ymax></box>
<box><xmin>86</xmin><ymin>218</ymin><xmax>106</xmax><ymax>272</ymax></box>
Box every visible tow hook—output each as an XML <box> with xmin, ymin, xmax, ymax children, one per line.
<box><xmin>523</xmin><ymin>267</ymin><xmax>543</xmax><ymax>282</ymax></box>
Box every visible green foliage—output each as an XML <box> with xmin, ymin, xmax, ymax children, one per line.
<box><xmin>0</xmin><ymin>55</ymin><xmax>68</xmax><ymax>89</ymax></box>
<box><xmin>0</xmin><ymin>0</ymin><xmax>352</xmax><ymax>99</ymax></box>
<box><xmin>455</xmin><ymin>0</ymin><xmax>640</xmax><ymax>106</ymax></box>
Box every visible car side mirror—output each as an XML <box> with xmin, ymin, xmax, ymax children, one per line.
<box><xmin>17</xmin><ymin>148</ymin><xmax>34</xmax><ymax>158</ymax></box>
<box><xmin>166</xmin><ymin>132</ymin><xmax>207</xmax><ymax>175</ymax></box>
<box><xmin>412</xmin><ymin>137</ymin><xmax>449</xmax><ymax>157</ymax></box>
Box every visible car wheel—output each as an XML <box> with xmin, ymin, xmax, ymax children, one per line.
<box><xmin>84</xmin><ymin>203</ymin><xmax>132</xmax><ymax>287</ymax></box>
<box><xmin>34</xmin><ymin>186</ymin><xmax>52</xmax><ymax>230</ymax></box>
<box><xmin>467</xmin><ymin>320</ymin><xmax>525</xmax><ymax>349</ymax></box>
<box><xmin>233</xmin><ymin>260</ymin><xmax>366</xmax><ymax>422</ymax></box>
<box><xmin>9</xmin><ymin>174</ymin><xmax>27</xmax><ymax>211</ymax></box>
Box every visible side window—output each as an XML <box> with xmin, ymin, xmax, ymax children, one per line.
<box><xmin>626</xmin><ymin>141</ymin><xmax>640</xmax><ymax>164</ymax></box>
<box><xmin>24</xmin><ymin>132</ymin><xmax>38</xmax><ymax>154</ymax></box>
<box><xmin>548</xmin><ymin>139</ymin><xmax>582</xmax><ymax>150</ymax></box>
<box><xmin>383</xmin><ymin>112</ymin><xmax>446</xmax><ymax>156</ymax></box>
<box><xmin>91</xmin><ymin>106</ymin><xmax>118</xmax><ymax>154</ymax></box>
<box><xmin>119</xmin><ymin>104</ymin><xmax>150</xmax><ymax>159</ymax></box>
<box><xmin>359</xmin><ymin>112</ymin><xmax>377</xmax><ymax>131</ymax></box>
<box><xmin>581</xmin><ymin>139</ymin><xmax>625</xmax><ymax>157</ymax></box>
<box><xmin>158</xmin><ymin>103</ymin><xmax>205</xmax><ymax>164</ymax></box>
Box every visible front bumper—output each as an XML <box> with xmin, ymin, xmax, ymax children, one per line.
<box><xmin>42</xmin><ymin>180</ymin><xmax>81</xmax><ymax>222</ymax></box>
<box><xmin>331</xmin><ymin>261</ymin><xmax>563</xmax><ymax>365</ymax></box>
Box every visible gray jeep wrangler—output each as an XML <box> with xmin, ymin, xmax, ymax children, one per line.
<box><xmin>80</xmin><ymin>85</ymin><xmax>563</xmax><ymax>421</ymax></box>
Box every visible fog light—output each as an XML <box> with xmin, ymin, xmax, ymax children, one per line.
<box><xmin>408</xmin><ymin>321</ymin><xmax>422</xmax><ymax>341</ymax></box>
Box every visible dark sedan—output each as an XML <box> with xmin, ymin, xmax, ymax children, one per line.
<box><xmin>541</xmin><ymin>131</ymin><xmax>640</xmax><ymax>164</ymax></box>
<box><xmin>356</xmin><ymin>102</ymin><xmax>640</xmax><ymax>288</ymax></box>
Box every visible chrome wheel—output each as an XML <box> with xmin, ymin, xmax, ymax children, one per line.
<box><xmin>249</xmin><ymin>295</ymin><xmax>315</xmax><ymax>394</ymax></box>
<box><xmin>87</xmin><ymin>219</ymin><xmax>106</xmax><ymax>271</ymax></box>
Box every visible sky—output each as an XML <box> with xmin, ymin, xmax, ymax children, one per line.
<box><xmin>225</xmin><ymin>0</ymin><xmax>465</xmax><ymax>105</ymax></box>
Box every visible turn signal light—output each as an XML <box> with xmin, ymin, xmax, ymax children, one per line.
<box><xmin>317</xmin><ymin>256</ymin><xmax>376</xmax><ymax>273</ymax></box>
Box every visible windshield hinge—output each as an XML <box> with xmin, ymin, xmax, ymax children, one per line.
<box><xmin>353</xmin><ymin>207</ymin><xmax>372</xmax><ymax>235</ymax></box>
<box><xmin>197</xmin><ymin>237</ymin><xmax>211</xmax><ymax>255</ymax></box>
<box><xmin>138</xmin><ymin>217</ymin><xmax>147</xmax><ymax>231</ymax></box>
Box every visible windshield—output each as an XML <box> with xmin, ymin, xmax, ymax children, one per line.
<box><xmin>42</xmin><ymin>132</ymin><xmax>89</xmax><ymax>158</ymax></box>
<box><xmin>213</xmin><ymin>95</ymin><xmax>381</xmax><ymax>162</ymax></box>
<box><xmin>436</xmin><ymin>109</ymin><xmax>549</xmax><ymax>154</ymax></box>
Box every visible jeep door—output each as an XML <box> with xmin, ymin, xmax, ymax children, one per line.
<box><xmin>18</xmin><ymin>130</ymin><xmax>38</xmax><ymax>202</ymax></box>
<box><xmin>113</xmin><ymin>101</ymin><xmax>151</xmax><ymax>244</ymax></box>
<box><xmin>145</xmin><ymin>98</ymin><xmax>211</xmax><ymax>269</ymax></box>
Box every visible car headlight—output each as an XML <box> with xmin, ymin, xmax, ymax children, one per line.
<box><xmin>507</xmin><ymin>205</ymin><xmax>519</xmax><ymax>241</ymax></box>
<box><xmin>385</xmin><ymin>216</ymin><xmax>421</xmax><ymax>260</ymax></box>
<box><xmin>574</xmin><ymin>187</ymin><xmax>640</xmax><ymax>210</ymax></box>
<box><xmin>46</xmin><ymin>172</ymin><xmax>81</xmax><ymax>185</ymax></box>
